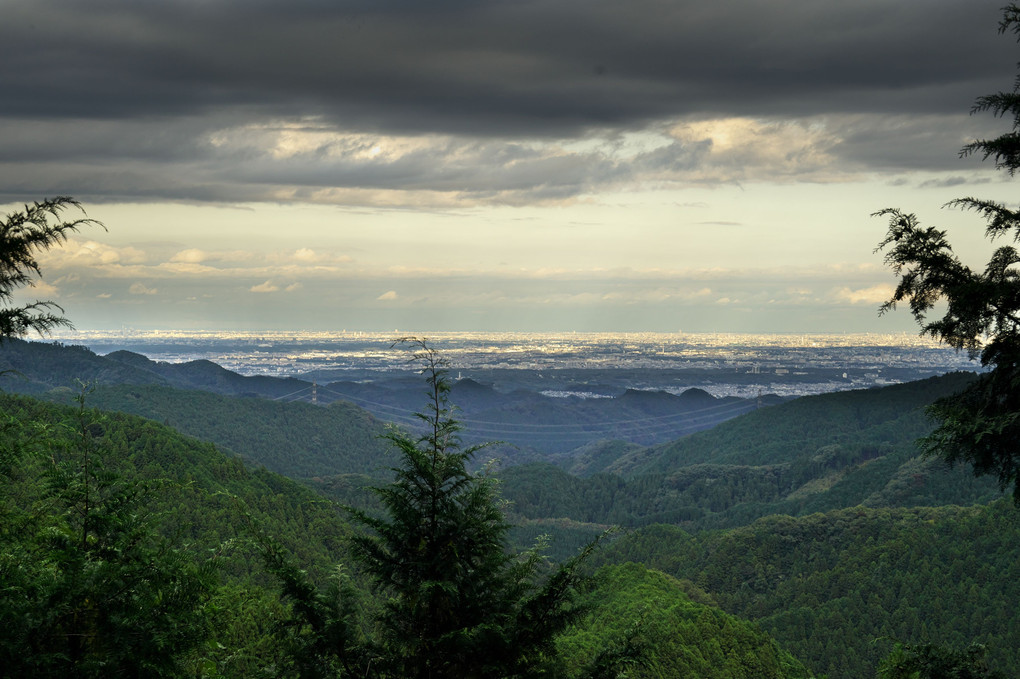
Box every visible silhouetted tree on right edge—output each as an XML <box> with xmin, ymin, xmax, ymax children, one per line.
<box><xmin>876</xmin><ymin>4</ymin><xmax>1020</xmax><ymax>502</ymax></box>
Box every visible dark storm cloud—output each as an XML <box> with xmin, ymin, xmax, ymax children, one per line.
<box><xmin>0</xmin><ymin>0</ymin><xmax>1015</xmax><ymax>204</ymax></box>
<box><xmin>2</xmin><ymin>0</ymin><xmax>1011</xmax><ymax>133</ymax></box>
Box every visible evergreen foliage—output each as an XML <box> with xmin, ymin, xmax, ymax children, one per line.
<box><xmin>0</xmin><ymin>198</ymin><xmax>101</xmax><ymax>340</ymax></box>
<box><xmin>494</xmin><ymin>374</ymin><xmax>1001</xmax><ymax>548</ymax></box>
<box><xmin>878</xmin><ymin>641</ymin><xmax>1006</xmax><ymax>679</ymax></box>
<box><xmin>0</xmin><ymin>389</ymin><xmax>359</xmax><ymax>675</ymax></box>
<box><xmin>50</xmin><ymin>382</ymin><xmax>393</xmax><ymax>479</ymax></box>
<box><xmin>876</xmin><ymin>4</ymin><xmax>1020</xmax><ymax>501</ymax></box>
<box><xmin>556</xmin><ymin>563</ymin><xmax>813</xmax><ymax>679</ymax></box>
<box><xmin>598</xmin><ymin>502</ymin><xmax>1020</xmax><ymax>679</ymax></box>
<box><xmin>343</xmin><ymin>339</ymin><xmax>603</xmax><ymax>678</ymax></box>
<box><xmin>0</xmin><ymin>389</ymin><xmax>215</xmax><ymax>677</ymax></box>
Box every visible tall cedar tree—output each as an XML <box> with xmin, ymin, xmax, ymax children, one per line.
<box><xmin>876</xmin><ymin>4</ymin><xmax>1020</xmax><ymax>501</ymax></box>
<box><xmin>0</xmin><ymin>197</ymin><xmax>102</xmax><ymax>340</ymax></box>
<box><xmin>346</xmin><ymin>339</ymin><xmax>596</xmax><ymax>679</ymax></box>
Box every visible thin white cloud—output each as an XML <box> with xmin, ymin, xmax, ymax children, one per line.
<box><xmin>170</xmin><ymin>248</ymin><xmax>209</xmax><ymax>263</ymax></box>
<box><xmin>27</xmin><ymin>280</ymin><xmax>60</xmax><ymax>298</ymax></box>
<box><xmin>832</xmin><ymin>283</ymin><xmax>895</xmax><ymax>305</ymax></box>
<box><xmin>250</xmin><ymin>280</ymin><xmax>280</xmax><ymax>293</ymax></box>
<box><xmin>41</xmin><ymin>240</ymin><xmax>148</xmax><ymax>267</ymax></box>
<box><xmin>128</xmin><ymin>282</ymin><xmax>157</xmax><ymax>295</ymax></box>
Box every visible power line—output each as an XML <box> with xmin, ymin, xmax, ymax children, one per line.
<box><xmin>305</xmin><ymin>384</ymin><xmax>759</xmax><ymax>439</ymax></box>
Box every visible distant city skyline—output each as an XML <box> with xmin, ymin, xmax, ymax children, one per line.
<box><xmin>2</xmin><ymin>0</ymin><xmax>1016</xmax><ymax>334</ymax></box>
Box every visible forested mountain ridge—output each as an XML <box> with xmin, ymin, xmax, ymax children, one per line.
<box><xmin>320</xmin><ymin>376</ymin><xmax>769</xmax><ymax>455</ymax></box>
<box><xmin>559</xmin><ymin>562</ymin><xmax>814</xmax><ymax>678</ymax></box>
<box><xmin>495</xmin><ymin>372</ymin><xmax>1001</xmax><ymax>538</ymax></box>
<box><xmin>42</xmin><ymin>382</ymin><xmax>395</xmax><ymax>479</ymax></box>
<box><xmin>595</xmin><ymin>501</ymin><xmax>1020</xmax><ymax>679</ymax></box>
<box><xmin>0</xmin><ymin>391</ymin><xmax>353</xmax><ymax>577</ymax></box>
<box><xmin>3</xmin><ymin>338</ymin><xmax>1013</xmax><ymax>676</ymax></box>
<box><xmin>0</xmin><ymin>337</ymin><xmax>312</xmax><ymax>398</ymax></box>
<box><xmin>610</xmin><ymin>371</ymin><xmax>978</xmax><ymax>476</ymax></box>
<box><xmin>0</xmin><ymin>338</ymin><xmax>772</xmax><ymax>460</ymax></box>
<box><xmin>6</xmin><ymin>339</ymin><xmax>999</xmax><ymax>535</ymax></box>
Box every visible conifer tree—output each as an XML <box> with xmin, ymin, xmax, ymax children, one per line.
<box><xmin>260</xmin><ymin>339</ymin><xmax>622</xmax><ymax>678</ymax></box>
<box><xmin>0</xmin><ymin>197</ymin><xmax>101</xmax><ymax>340</ymax></box>
<box><xmin>878</xmin><ymin>642</ymin><xmax>1005</xmax><ymax>679</ymax></box>
<box><xmin>876</xmin><ymin>4</ymin><xmax>1020</xmax><ymax>501</ymax></box>
<box><xmin>346</xmin><ymin>338</ymin><xmax>595</xmax><ymax>678</ymax></box>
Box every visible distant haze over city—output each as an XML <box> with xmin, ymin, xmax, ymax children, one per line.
<box><xmin>48</xmin><ymin>330</ymin><xmax>981</xmax><ymax>399</ymax></box>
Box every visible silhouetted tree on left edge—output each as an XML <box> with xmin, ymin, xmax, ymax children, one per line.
<box><xmin>0</xmin><ymin>197</ymin><xmax>101</xmax><ymax>340</ymax></box>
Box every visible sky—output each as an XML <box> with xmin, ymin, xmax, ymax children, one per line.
<box><xmin>2</xmin><ymin>0</ymin><xmax>1018</xmax><ymax>334</ymax></box>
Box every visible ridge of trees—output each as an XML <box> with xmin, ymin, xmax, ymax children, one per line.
<box><xmin>596</xmin><ymin>501</ymin><xmax>1020</xmax><ymax>679</ymax></box>
<box><xmin>47</xmin><ymin>382</ymin><xmax>395</xmax><ymax>480</ymax></box>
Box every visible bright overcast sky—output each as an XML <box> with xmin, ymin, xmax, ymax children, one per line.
<box><xmin>2</xmin><ymin>0</ymin><xmax>1017</xmax><ymax>333</ymax></box>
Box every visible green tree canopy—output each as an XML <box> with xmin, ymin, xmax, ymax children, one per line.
<box><xmin>347</xmin><ymin>338</ymin><xmax>599</xmax><ymax>678</ymax></box>
<box><xmin>0</xmin><ymin>389</ymin><xmax>216</xmax><ymax>677</ymax></box>
<box><xmin>878</xmin><ymin>642</ymin><xmax>1006</xmax><ymax>679</ymax></box>
<box><xmin>876</xmin><ymin>4</ymin><xmax>1020</xmax><ymax>501</ymax></box>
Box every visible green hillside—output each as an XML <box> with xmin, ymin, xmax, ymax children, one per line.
<box><xmin>558</xmin><ymin>562</ymin><xmax>814</xmax><ymax>678</ymax></box>
<box><xmin>2</xmin><ymin>340</ymin><xmax>1013</xmax><ymax>678</ymax></box>
<box><xmin>611</xmin><ymin>372</ymin><xmax>977</xmax><ymax>475</ymax></box>
<box><xmin>0</xmin><ymin>392</ymin><xmax>353</xmax><ymax>577</ymax></box>
<box><xmin>0</xmin><ymin>391</ymin><xmax>357</xmax><ymax>675</ymax></box>
<box><xmin>1</xmin><ymin>390</ymin><xmax>820</xmax><ymax>677</ymax></box>
<box><xmin>43</xmin><ymin>382</ymin><xmax>394</xmax><ymax>479</ymax></box>
<box><xmin>497</xmin><ymin>373</ymin><xmax>1002</xmax><ymax>536</ymax></box>
<box><xmin>598</xmin><ymin>502</ymin><xmax>1020</xmax><ymax>679</ymax></box>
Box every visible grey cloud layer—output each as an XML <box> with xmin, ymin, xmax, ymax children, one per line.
<box><xmin>4</xmin><ymin>0</ymin><xmax>1011</xmax><ymax>128</ymax></box>
<box><xmin>0</xmin><ymin>0</ymin><xmax>1013</xmax><ymax>204</ymax></box>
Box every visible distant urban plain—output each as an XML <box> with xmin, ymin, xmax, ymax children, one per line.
<box><xmin>51</xmin><ymin>330</ymin><xmax>980</xmax><ymax>400</ymax></box>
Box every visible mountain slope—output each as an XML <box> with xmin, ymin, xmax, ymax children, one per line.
<box><xmin>596</xmin><ymin>502</ymin><xmax>1020</xmax><ymax>679</ymax></box>
<box><xmin>42</xmin><ymin>383</ymin><xmax>393</xmax><ymax>479</ymax></box>
<box><xmin>1</xmin><ymin>338</ymin><xmax>773</xmax><ymax>463</ymax></box>
<box><xmin>557</xmin><ymin>562</ymin><xmax>813</xmax><ymax>678</ymax></box>
<box><xmin>0</xmin><ymin>392</ymin><xmax>354</xmax><ymax>578</ymax></box>
<box><xmin>497</xmin><ymin>372</ymin><xmax>1001</xmax><ymax>534</ymax></box>
<box><xmin>610</xmin><ymin>372</ymin><xmax>977</xmax><ymax>476</ymax></box>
